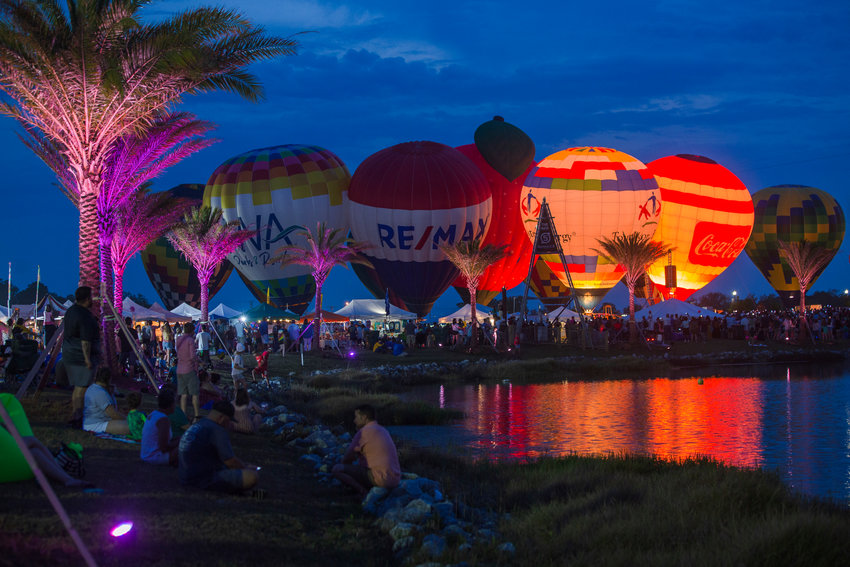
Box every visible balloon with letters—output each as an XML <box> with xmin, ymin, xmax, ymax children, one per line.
<box><xmin>204</xmin><ymin>144</ymin><xmax>351</xmax><ymax>315</ymax></box>
<box><xmin>745</xmin><ymin>185</ymin><xmax>845</xmax><ymax>307</ymax></box>
<box><xmin>142</xmin><ymin>184</ymin><xmax>233</xmax><ymax>309</ymax></box>
<box><xmin>348</xmin><ymin>141</ymin><xmax>492</xmax><ymax>316</ymax></box>
<box><xmin>520</xmin><ymin>147</ymin><xmax>660</xmax><ymax>311</ymax></box>
<box><xmin>645</xmin><ymin>154</ymin><xmax>754</xmax><ymax>300</ymax></box>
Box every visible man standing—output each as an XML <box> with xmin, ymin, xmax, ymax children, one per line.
<box><xmin>178</xmin><ymin>400</ymin><xmax>259</xmax><ymax>493</ymax></box>
<box><xmin>332</xmin><ymin>404</ymin><xmax>401</xmax><ymax>497</ymax></box>
<box><xmin>195</xmin><ymin>323</ymin><xmax>211</xmax><ymax>365</ymax></box>
<box><xmin>62</xmin><ymin>286</ymin><xmax>100</xmax><ymax>428</ymax></box>
<box><xmin>287</xmin><ymin>320</ymin><xmax>300</xmax><ymax>352</ymax></box>
<box><xmin>176</xmin><ymin>322</ymin><xmax>200</xmax><ymax>421</ymax></box>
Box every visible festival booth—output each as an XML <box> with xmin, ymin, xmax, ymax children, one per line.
<box><xmin>148</xmin><ymin>302</ymin><xmax>193</xmax><ymax>323</ymax></box>
<box><xmin>335</xmin><ymin>299</ymin><xmax>416</xmax><ymax>335</ymax></box>
<box><xmin>547</xmin><ymin>306</ymin><xmax>581</xmax><ymax>321</ymax></box>
<box><xmin>299</xmin><ymin>310</ymin><xmax>351</xmax><ymax>350</ymax></box>
<box><xmin>170</xmin><ymin>302</ymin><xmax>202</xmax><ymax>320</ymax></box>
<box><xmin>123</xmin><ymin>298</ymin><xmax>171</xmax><ymax>322</ymax></box>
<box><xmin>241</xmin><ymin>303</ymin><xmax>297</xmax><ymax>322</ymax></box>
<box><xmin>438</xmin><ymin>304</ymin><xmax>491</xmax><ymax>324</ymax></box>
<box><xmin>632</xmin><ymin>298</ymin><xmax>711</xmax><ymax>319</ymax></box>
<box><xmin>209</xmin><ymin>303</ymin><xmax>243</xmax><ymax>320</ymax></box>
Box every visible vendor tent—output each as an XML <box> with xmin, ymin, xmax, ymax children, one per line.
<box><xmin>633</xmin><ymin>298</ymin><xmax>711</xmax><ymax>319</ymax></box>
<box><xmin>148</xmin><ymin>302</ymin><xmax>192</xmax><ymax>323</ymax></box>
<box><xmin>335</xmin><ymin>299</ymin><xmax>416</xmax><ymax>320</ymax></box>
<box><xmin>123</xmin><ymin>298</ymin><xmax>170</xmax><ymax>321</ymax></box>
<box><xmin>209</xmin><ymin>303</ymin><xmax>243</xmax><ymax>320</ymax></box>
<box><xmin>438</xmin><ymin>304</ymin><xmax>491</xmax><ymax>323</ymax></box>
<box><xmin>298</xmin><ymin>310</ymin><xmax>349</xmax><ymax>324</ymax></box>
<box><xmin>547</xmin><ymin>306</ymin><xmax>581</xmax><ymax>321</ymax></box>
<box><xmin>171</xmin><ymin>302</ymin><xmax>202</xmax><ymax>320</ymax></box>
<box><xmin>242</xmin><ymin>303</ymin><xmax>297</xmax><ymax>321</ymax></box>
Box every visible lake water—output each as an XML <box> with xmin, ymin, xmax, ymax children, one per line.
<box><xmin>392</xmin><ymin>362</ymin><xmax>850</xmax><ymax>504</ymax></box>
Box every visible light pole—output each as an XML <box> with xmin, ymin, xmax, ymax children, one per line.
<box><xmin>732</xmin><ymin>290</ymin><xmax>737</xmax><ymax>311</ymax></box>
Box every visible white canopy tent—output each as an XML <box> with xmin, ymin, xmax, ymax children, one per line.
<box><xmin>546</xmin><ymin>306</ymin><xmax>581</xmax><ymax>321</ymax></box>
<box><xmin>438</xmin><ymin>304</ymin><xmax>491</xmax><ymax>323</ymax></box>
<box><xmin>209</xmin><ymin>303</ymin><xmax>243</xmax><ymax>320</ymax></box>
<box><xmin>335</xmin><ymin>299</ymin><xmax>416</xmax><ymax>320</ymax></box>
<box><xmin>123</xmin><ymin>298</ymin><xmax>170</xmax><ymax>321</ymax></box>
<box><xmin>170</xmin><ymin>302</ymin><xmax>202</xmax><ymax>320</ymax></box>
<box><xmin>632</xmin><ymin>298</ymin><xmax>714</xmax><ymax>319</ymax></box>
<box><xmin>148</xmin><ymin>302</ymin><xmax>192</xmax><ymax>323</ymax></box>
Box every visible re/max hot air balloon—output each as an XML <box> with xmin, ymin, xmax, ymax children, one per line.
<box><xmin>745</xmin><ymin>185</ymin><xmax>845</xmax><ymax>307</ymax></box>
<box><xmin>141</xmin><ymin>184</ymin><xmax>233</xmax><ymax>309</ymax></box>
<box><xmin>204</xmin><ymin>145</ymin><xmax>351</xmax><ymax>315</ymax></box>
<box><xmin>452</xmin><ymin>142</ymin><xmax>535</xmax><ymax>306</ymax></box>
<box><xmin>645</xmin><ymin>154</ymin><xmax>754</xmax><ymax>300</ymax></box>
<box><xmin>520</xmin><ymin>147</ymin><xmax>660</xmax><ymax>311</ymax></box>
<box><xmin>348</xmin><ymin>141</ymin><xmax>492</xmax><ymax>316</ymax></box>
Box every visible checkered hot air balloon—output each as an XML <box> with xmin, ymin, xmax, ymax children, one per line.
<box><xmin>645</xmin><ymin>154</ymin><xmax>754</xmax><ymax>301</ymax></box>
<box><xmin>520</xmin><ymin>147</ymin><xmax>660</xmax><ymax>311</ymax></box>
<box><xmin>529</xmin><ymin>257</ymin><xmax>572</xmax><ymax>308</ymax></box>
<box><xmin>141</xmin><ymin>184</ymin><xmax>233</xmax><ymax>309</ymax></box>
<box><xmin>204</xmin><ymin>145</ymin><xmax>351</xmax><ymax>315</ymax></box>
<box><xmin>745</xmin><ymin>185</ymin><xmax>845</xmax><ymax>307</ymax></box>
<box><xmin>348</xmin><ymin>141</ymin><xmax>492</xmax><ymax>317</ymax></box>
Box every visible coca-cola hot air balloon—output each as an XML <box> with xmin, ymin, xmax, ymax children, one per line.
<box><xmin>745</xmin><ymin>185</ymin><xmax>845</xmax><ymax>306</ymax></box>
<box><xmin>520</xmin><ymin>147</ymin><xmax>660</xmax><ymax>311</ymax></box>
<box><xmin>142</xmin><ymin>184</ymin><xmax>233</xmax><ymax>309</ymax></box>
<box><xmin>645</xmin><ymin>155</ymin><xmax>754</xmax><ymax>300</ymax></box>
<box><xmin>204</xmin><ymin>145</ymin><xmax>351</xmax><ymax>315</ymax></box>
<box><xmin>348</xmin><ymin>141</ymin><xmax>493</xmax><ymax>316</ymax></box>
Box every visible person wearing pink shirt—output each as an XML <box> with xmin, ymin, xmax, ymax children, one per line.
<box><xmin>332</xmin><ymin>404</ymin><xmax>401</xmax><ymax>497</ymax></box>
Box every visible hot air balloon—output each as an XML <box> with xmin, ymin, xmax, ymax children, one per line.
<box><xmin>350</xmin><ymin>263</ymin><xmax>410</xmax><ymax>311</ymax></box>
<box><xmin>452</xmin><ymin>142</ymin><xmax>535</xmax><ymax>306</ymax></box>
<box><xmin>473</xmin><ymin>115</ymin><xmax>536</xmax><ymax>182</ymax></box>
<box><xmin>745</xmin><ymin>185</ymin><xmax>845</xmax><ymax>306</ymax></box>
<box><xmin>141</xmin><ymin>184</ymin><xmax>233</xmax><ymax>309</ymax></box>
<box><xmin>520</xmin><ymin>147</ymin><xmax>660</xmax><ymax>311</ymax></box>
<box><xmin>204</xmin><ymin>145</ymin><xmax>351</xmax><ymax>315</ymax></box>
<box><xmin>529</xmin><ymin>257</ymin><xmax>572</xmax><ymax>308</ymax></box>
<box><xmin>348</xmin><ymin>141</ymin><xmax>492</xmax><ymax>316</ymax></box>
<box><xmin>645</xmin><ymin>154</ymin><xmax>754</xmax><ymax>301</ymax></box>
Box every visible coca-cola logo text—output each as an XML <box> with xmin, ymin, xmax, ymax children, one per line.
<box><xmin>688</xmin><ymin>222</ymin><xmax>751</xmax><ymax>268</ymax></box>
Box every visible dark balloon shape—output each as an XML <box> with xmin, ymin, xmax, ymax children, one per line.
<box><xmin>473</xmin><ymin>116</ymin><xmax>535</xmax><ymax>182</ymax></box>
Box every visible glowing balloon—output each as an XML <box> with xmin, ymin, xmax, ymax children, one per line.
<box><xmin>520</xmin><ymin>147</ymin><xmax>660</xmax><ymax>311</ymax></box>
<box><xmin>745</xmin><ymin>185</ymin><xmax>845</xmax><ymax>306</ymax></box>
<box><xmin>645</xmin><ymin>154</ymin><xmax>754</xmax><ymax>300</ymax></box>
<box><xmin>141</xmin><ymin>184</ymin><xmax>233</xmax><ymax>309</ymax></box>
<box><xmin>348</xmin><ymin>141</ymin><xmax>492</xmax><ymax>316</ymax></box>
<box><xmin>529</xmin><ymin>257</ymin><xmax>572</xmax><ymax>308</ymax></box>
<box><xmin>204</xmin><ymin>145</ymin><xmax>351</xmax><ymax>315</ymax></box>
<box><xmin>451</xmin><ymin>143</ymin><xmax>535</xmax><ymax>306</ymax></box>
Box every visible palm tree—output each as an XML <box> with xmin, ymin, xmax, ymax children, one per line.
<box><xmin>593</xmin><ymin>232</ymin><xmax>671</xmax><ymax>343</ymax></box>
<box><xmin>439</xmin><ymin>238</ymin><xmax>508</xmax><ymax>346</ymax></box>
<box><xmin>777</xmin><ymin>240</ymin><xmax>836</xmax><ymax>340</ymax></box>
<box><xmin>271</xmin><ymin>223</ymin><xmax>372</xmax><ymax>352</ymax></box>
<box><xmin>111</xmin><ymin>189</ymin><xmax>191</xmax><ymax>314</ymax></box>
<box><xmin>168</xmin><ymin>206</ymin><xmax>253</xmax><ymax>322</ymax></box>
<box><xmin>0</xmin><ymin>0</ymin><xmax>298</xmax><ymax>290</ymax></box>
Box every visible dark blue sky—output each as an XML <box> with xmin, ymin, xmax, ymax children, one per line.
<box><xmin>2</xmin><ymin>0</ymin><xmax>849</xmax><ymax>314</ymax></box>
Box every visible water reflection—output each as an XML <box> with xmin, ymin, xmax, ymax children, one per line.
<box><xmin>412</xmin><ymin>364</ymin><xmax>850</xmax><ymax>503</ymax></box>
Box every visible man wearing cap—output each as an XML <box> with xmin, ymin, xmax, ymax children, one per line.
<box><xmin>178</xmin><ymin>400</ymin><xmax>259</xmax><ymax>493</ymax></box>
<box><xmin>332</xmin><ymin>404</ymin><xmax>401</xmax><ymax>497</ymax></box>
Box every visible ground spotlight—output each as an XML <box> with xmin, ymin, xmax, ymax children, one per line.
<box><xmin>110</xmin><ymin>522</ymin><xmax>134</xmax><ymax>538</ymax></box>
<box><xmin>348</xmin><ymin>351</ymin><xmax>356</xmax><ymax>358</ymax></box>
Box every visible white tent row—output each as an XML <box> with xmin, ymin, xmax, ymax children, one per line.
<box><xmin>335</xmin><ymin>299</ymin><xmax>416</xmax><ymax>320</ymax></box>
<box><xmin>123</xmin><ymin>298</ymin><xmax>173</xmax><ymax>322</ymax></box>
<box><xmin>209</xmin><ymin>303</ymin><xmax>243</xmax><ymax>320</ymax></box>
<box><xmin>438</xmin><ymin>304</ymin><xmax>491</xmax><ymax>323</ymax></box>
<box><xmin>630</xmin><ymin>298</ymin><xmax>717</xmax><ymax>319</ymax></box>
<box><xmin>171</xmin><ymin>302</ymin><xmax>202</xmax><ymax>319</ymax></box>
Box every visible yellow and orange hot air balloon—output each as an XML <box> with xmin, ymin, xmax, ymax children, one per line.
<box><xmin>645</xmin><ymin>154</ymin><xmax>754</xmax><ymax>300</ymax></box>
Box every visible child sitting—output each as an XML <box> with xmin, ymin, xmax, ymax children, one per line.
<box><xmin>199</xmin><ymin>371</ymin><xmax>226</xmax><ymax>409</ymax></box>
<box><xmin>126</xmin><ymin>391</ymin><xmax>146</xmax><ymax>441</ymax></box>
<box><xmin>232</xmin><ymin>388</ymin><xmax>265</xmax><ymax>434</ymax></box>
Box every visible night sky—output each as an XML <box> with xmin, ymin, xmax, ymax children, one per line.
<box><xmin>1</xmin><ymin>0</ymin><xmax>848</xmax><ymax>315</ymax></box>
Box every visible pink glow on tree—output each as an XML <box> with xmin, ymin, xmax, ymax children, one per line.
<box><xmin>168</xmin><ymin>207</ymin><xmax>253</xmax><ymax>322</ymax></box>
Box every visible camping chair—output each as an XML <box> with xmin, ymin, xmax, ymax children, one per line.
<box><xmin>252</xmin><ymin>350</ymin><xmax>270</xmax><ymax>388</ymax></box>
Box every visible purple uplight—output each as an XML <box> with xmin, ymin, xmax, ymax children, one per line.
<box><xmin>348</xmin><ymin>351</ymin><xmax>356</xmax><ymax>358</ymax></box>
<box><xmin>110</xmin><ymin>522</ymin><xmax>134</xmax><ymax>537</ymax></box>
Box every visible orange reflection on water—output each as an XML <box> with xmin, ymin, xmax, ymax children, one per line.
<box><xmin>449</xmin><ymin>378</ymin><xmax>765</xmax><ymax>467</ymax></box>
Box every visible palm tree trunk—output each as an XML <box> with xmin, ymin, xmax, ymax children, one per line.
<box><xmin>469</xmin><ymin>285</ymin><xmax>478</xmax><ymax>348</ymax></box>
<box><xmin>113</xmin><ymin>268</ymin><xmax>124</xmax><ymax>317</ymax></box>
<box><xmin>200</xmin><ymin>278</ymin><xmax>210</xmax><ymax>323</ymax></box>
<box><xmin>799</xmin><ymin>285</ymin><xmax>810</xmax><ymax>342</ymax></box>
<box><xmin>628</xmin><ymin>282</ymin><xmax>637</xmax><ymax>343</ymax></box>
<box><xmin>99</xmin><ymin>238</ymin><xmax>118</xmax><ymax>375</ymax></box>
<box><xmin>313</xmin><ymin>284</ymin><xmax>322</xmax><ymax>352</ymax></box>
<box><xmin>78</xmin><ymin>190</ymin><xmax>100</xmax><ymax>290</ymax></box>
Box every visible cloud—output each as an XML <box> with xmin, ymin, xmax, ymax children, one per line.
<box><xmin>607</xmin><ymin>95</ymin><xmax>724</xmax><ymax>115</ymax></box>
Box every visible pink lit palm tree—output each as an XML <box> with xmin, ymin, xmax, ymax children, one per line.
<box><xmin>168</xmin><ymin>207</ymin><xmax>253</xmax><ymax>323</ymax></box>
<box><xmin>777</xmin><ymin>240</ymin><xmax>836</xmax><ymax>341</ymax></box>
<box><xmin>271</xmin><ymin>223</ymin><xmax>372</xmax><ymax>352</ymax></box>
<box><xmin>439</xmin><ymin>238</ymin><xmax>508</xmax><ymax>346</ymax></box>
<box><xmin>111</xmin><ymin>190</ymin><xmax>191</xmax><ymax>315</ymax></box>
<box><xmin>0</xmin><ymin>0</ymin><xmax>298</xmax><ymax>291</ymax></box>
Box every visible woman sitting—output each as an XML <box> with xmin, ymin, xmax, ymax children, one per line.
<box><xmin>83</xmin><ymin>367</ymin><xmax>130</xmax><ymax>435</ymax></box>
<box><xmin>232</xmin><ymin>388</ymin><xmax>265</xmax><ymax>434</ymax></box>
<box><xmin>140</xmin><ymin>388</ymin><xmax>179</xmax><ymax>466</ymax></box>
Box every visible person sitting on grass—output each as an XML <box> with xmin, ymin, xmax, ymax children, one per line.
<box><xmin>232</xmin><ymin>388</ymin><xmax>265</xmax><ymax>435</ymax></box>
<box><xmin>126</xmin><ymin>391</ymin><xmax>146</xmax><ymax>441</ymax></box>
<box><xmin>83</xmin><ymin>368</ymin><xmax>130</xmax><ymax>436</ymax></box>
<box><xmin>178</xmin><ymin>400</ymin><xmax>259</xmax><ymax>494</ymax></box>
<box><xmin>140</xmin><ymin>388</ymin><xmax>180</xmax><ymax>466</ymax></box>
<box><xmin>199</xmin><ymin>371</ymin><xmax>226</xmax><ymax>410</ymax></box>
<box><xmin>332</xmin><ymin>404</ymin><xmax>401</xmax><ymax>497</ymax></box>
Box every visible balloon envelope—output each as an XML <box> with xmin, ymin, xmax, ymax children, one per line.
<box><xmin>348</xmin><ymin>141</ymin><xmax>492</xmax><ymax>316</ymax></box>
<box><xmin>452</xmin><ymin>144</ymin><xmax>535</xmax><ymax>307</ymax></box>
<box><xmin>473</xmin><ymin>116</ymin><xmax>536</xmax><ymax>182</ymax></box>
<box><xmin>645</xmin><ymin>154</ymin><xmax>754</xmax><ymax>300</ymax></box>
<box><xmin>141</xmin><ymin>184</ymin><xmax>233</xmax><ymax>309</ymax></box>
<box><xmin>745</xmin><ymin>185</ymin><xmax>845</xmax><ymax>306</ymax></box>
<box><xmin>204</xmin><ymin>145</ymin><xmax>351</xmax><ymax>315</ymax></box>
<box><xmin>520</xmin><ymin>147</ymin><xmax>660</xmax><ymax>311</ymax></box>
<box><xmin>529</xmin><ymin>257</ymin><xmax>572</xmax><ymax>308</ymax></box>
